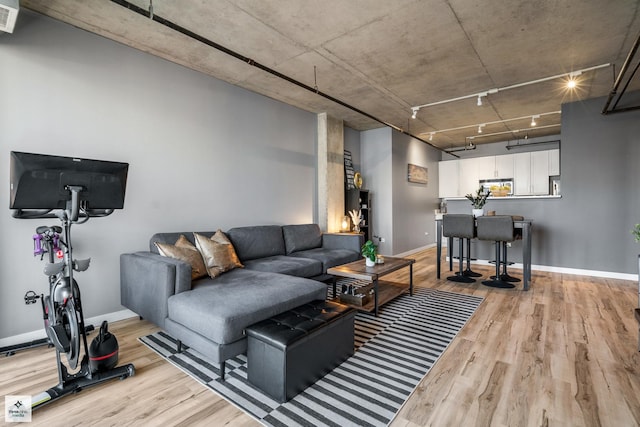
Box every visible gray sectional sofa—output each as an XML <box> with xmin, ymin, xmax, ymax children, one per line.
<box><xmin>120</xmin><ymin>224</ymin><xmax>362</xmax><ymax>378</ymax></box>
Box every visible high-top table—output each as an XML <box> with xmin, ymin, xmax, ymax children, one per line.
<box><xmin>327</xmin><ymin>257</ymin><xmax>414</xmax><ymax>316</ymax></box>
<box><xmin>435</xmin><ymin>218</ymin><xmax>533</xmax><ymax>290</ymax></box>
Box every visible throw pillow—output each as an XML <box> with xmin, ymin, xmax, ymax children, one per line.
<box><xmin>194</xmin><ymin>230</ymin><xmax>244</xmax><ymax>278</ymax></box>
<box><xmin>155</xmin><ymin>235</ymin><xmax>207</xmax><ymax>280</ymax></box>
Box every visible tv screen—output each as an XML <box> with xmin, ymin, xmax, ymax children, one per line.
<box><xmin>10</xmin><ymin>151</ymin><xmax>129</xmax><ymax>211</ymax></box>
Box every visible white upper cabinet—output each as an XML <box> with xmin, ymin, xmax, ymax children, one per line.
<box><xmin>530</xmin><ymin>151</ymin><xmax>550</xmax><ymax>195</ymax></box>
<box><xmin>438</xmin><ymin>160</ymin><xmax>459</xmax><ymax>198</ymax></box>
<box><xmin>475</xmin><ymin>156</ymin><xmax>496</xmax><ymax>180</ymax></box>
<box><xmin>514</xmin><ymin>151</ymin><xmax>551</xmax><ymax>195</ymax></box>
<box><xmin>513</xmin><ymin>152</ymin><xmax>531</xmax><ymax>195</ymax></box>
<box><xmin>473</xmin><ymin>154</ymin><xmax>514</xmax><ymax>180</ymax></box>
<box><xmin>495</xmin><ymin>154</ymin><xmax>514</xmax><ymax>179</ymax></box>
<box><xmin>459</xmin><ymin>158</ymin><xmax>481</xmax><ymax>196</ymax></box>
<box><xmin>548</xmin><ymin>149</ymin><xmax>560</xmax><ymax>176</ymax></box>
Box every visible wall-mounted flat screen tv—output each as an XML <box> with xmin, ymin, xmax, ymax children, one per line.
<box><xmin>10</xmin><ymin>151</ymin><xmax>129</xmax><ymax>211</ymax></box>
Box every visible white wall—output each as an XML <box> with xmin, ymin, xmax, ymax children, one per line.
<box><xmin>0</xmin><ymin>11</ymin><xmax>318</xmax><ymax>340</ymax></box>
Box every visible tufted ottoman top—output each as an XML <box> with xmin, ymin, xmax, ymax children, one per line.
<box><xmin>246</xmin><ymin>300</ymin><xmax>354</xmax><ymax>350</ymax></box>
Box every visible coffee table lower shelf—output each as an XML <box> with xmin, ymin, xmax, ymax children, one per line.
<box><xmin>339</xmin><ymin>280</ymin><xmax>409</xmax><ymax>313</ymax></box>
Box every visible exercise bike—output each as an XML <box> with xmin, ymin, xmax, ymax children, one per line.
<box><xmin>18</xmin><ymin>185</ymin><xmax>135</xmax><ymax>410</ymax></box>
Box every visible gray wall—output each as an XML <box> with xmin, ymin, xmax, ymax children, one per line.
<box><xmin>361</xmin><ymin>128</ymin><xmax>393</xmax><ymax>254</ymax></box>
<box><xmin>446</xmin><ymin>92</ymin><xmax>640</xmax><ymax>274</ymax></box>
<box><xmin>391</xmin><ymin>132</ymin><xmax>441</xmax><ymax>254</ymax></box>
<box><xmin>0</xmin><ymin>11</ymin><xmax>318</xmax><ymax>340</ymax></box>
<box><xmin>360</xmin><ymin>128</ymin><xmax>441</xmax><ymax>255</ymax></box>
<box><xmin>344</xmin><ymin>126</ymin><xmax>361</xmax><ymax>171</ymax></box>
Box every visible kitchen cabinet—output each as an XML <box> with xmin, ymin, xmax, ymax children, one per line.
<box><xmin>549</xmin><ymin>149</ymin><xmax>560</xmax><ymax>176</ymax></box>
<box><xmin>459</xmin><ymin>158</ymin><xmax>480</xmax><ymax>196</ymax></box>
<box><xmin>438</xmin><ymin>160</ymin><xmax>459</xmax><ymax>198</ymax></box>
<box><xmin>476</xmin><ymin>154</ymin><xmax>514</xmax><ymax>179</ymax></box>
<box><xmin>495</xmin><ymin>154</ymin><xmax>514</xmax><ymax>178</ymax></box>
<box><xmin>514</xmin><ymin>151</ymin><xmax>550</xmax><ymax>195</ymax></box>
<box><xmin>531</xmin><ymin>151</ymin><xmax>550</xmax><ymax>194</ymax></box>
<box><xmin>513</xmin><ymin>153</ymin><xmax>531</xmax><ymax>195</ymax></box>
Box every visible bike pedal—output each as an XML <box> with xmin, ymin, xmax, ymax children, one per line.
<box><xmin>24</xmin><ymin>291</ymin><xmax>41</xmax><ymax>305</ymax></box>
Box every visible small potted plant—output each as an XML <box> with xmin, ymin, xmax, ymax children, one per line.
<box><xmin>632</xmin><ymin>224</ymin><xmax>640</xmax><ymax>243</ymax></box>
<box><xmin>465</xmin><ymin>186</ymin><xmax>491</xmax><ymax>217</ymax></box>
<box><xmin>361</xmin><ymin>240</ymin><xmax>377</xmax><ymax>267</ymax></box>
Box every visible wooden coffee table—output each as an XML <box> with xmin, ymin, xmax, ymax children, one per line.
<box><xmin>327</xmin><ymin>257</ymin><xmax>415</xmax><ymax>316</ymax></box>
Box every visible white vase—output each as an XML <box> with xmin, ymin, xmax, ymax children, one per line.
<box><xmin>365</xmin><ymin>257</ymin><xmax>376</xmax><ymax>267</ymax></box>
<box><xmin>472</xmin><ymin>208</ymin><xmax>484</xmax><ymax>218</ymax></box>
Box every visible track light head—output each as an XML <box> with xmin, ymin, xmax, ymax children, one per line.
<box><xmin>478</xmin><ymin>124</ymin><xmax>485</xmax><ymax>134</ymax></box>
<box><xmin>429</xmin><ymin>132</ymin><xmax>434</xmax><ymax>141</ymax></box>
<box><xmin>530</xmin><ymin>115</ymin><xmax>539</xmax><ymax>126</ymax></box>
<box><xmin>411</xmin><ymin>108</ymin><xmax>418</xmax><ymax>119</ymax></box>
<box><xmin>566</xmin><ymin>71</ymin><xmax>581</xmax><ymax>89</ymax></box>
<box><xmin>477</xmin><ymin>95</ymin><xmax>483</xmax><ymax>106</ymax></box>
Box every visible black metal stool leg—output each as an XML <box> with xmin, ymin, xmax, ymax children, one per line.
<box><xmin>491</xmin><ymin>242</ymin><xmax>521</xmax><ymax>282</ymax></box>
<box><xmin>482</xmin><ymin>241</ymin><xmax>515</xmax><ymax>288</ymax></box>
<box><xmin>462</xmin><ymin>237</ymin><xmax>482</xmax><ymax>277</ymax></box>
<box><xmin>447</xmin><ymin>237</ymin><xmax>475</xmax><ymax>283</ymax></box>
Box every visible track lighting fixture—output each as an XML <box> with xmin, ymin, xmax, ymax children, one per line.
<box><xmin>410</xmin><ymin>64</ymin><xmax>610</xmax><ymax>112</ymax></box>
<box><xmin>429</xmin><ymin>132</ymin><xmax>434</xmax><ymax>141</ymax></box>
<box><xmin>470</xmin><ymin>123</ymin><xmax>560</xmax><ymax>140</ymax></box>
<box><xmin>411</xmin><ymin>108</ymin><xmax>418</xmax><ymax>119</ymax></box>
<box><xmin>420</xmin><ymin>111</ymin><xmax>560</xmax><ymax>138</ymax></box>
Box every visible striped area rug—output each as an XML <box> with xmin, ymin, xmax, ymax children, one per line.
<box><xmin>140</xmin><ymin>288</ymin><xmax>483</xmax><ymax>426</ymax></box>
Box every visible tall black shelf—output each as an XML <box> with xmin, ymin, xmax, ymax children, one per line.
<box><xmin>346</xmin><ymin>189</ymin><xmax>372</xmax><ymax>242</ymax></box>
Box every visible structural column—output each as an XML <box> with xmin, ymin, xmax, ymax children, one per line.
<box><xmin>317</xmin><ymin>113</ymin><xmax>344</xmax><ymax>233</ymax></box>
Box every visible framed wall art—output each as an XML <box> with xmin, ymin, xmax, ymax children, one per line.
<box><xmin>407</xmin><ymin>163</ymin><xmax>428</xmax><ymax>184</ymax></box>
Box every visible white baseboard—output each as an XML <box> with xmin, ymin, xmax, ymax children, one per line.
<box><xmin>450</xmin><ymin>258</ymin><xmax>639</xmax><ymax>282</ymax></box>
<box><xmin>394</xmin><ymin>243</ymin><xmax>436</xmax><ymax>258</ymax></box>
<box><xmin>0</xmin><ymin>309</ymin><xmax>138</xmax><ymax>349</ymax></box>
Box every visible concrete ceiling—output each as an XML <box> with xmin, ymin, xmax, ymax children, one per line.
<box><xmin>20</xmin><ymin>0</ymin><xmax>640</xmax><ymax>150</ymax></box>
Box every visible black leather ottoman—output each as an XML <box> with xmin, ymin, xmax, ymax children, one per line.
<box><xmin>246</xmin><ymin>300</ymin><xmax>355</xmax><ymax>403</ymax></box>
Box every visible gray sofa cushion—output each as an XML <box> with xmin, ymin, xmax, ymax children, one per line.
<box><xmin>167</xmin><ymin>269</ymin><xmax>327</xmax><ymax>345</ymax></box>
<box><xmin>242</xmin><ymin>255</ymin><xmax>323</xmax><ymax>277</ymax></box>
<box><xmin>288</xmin><ymin>248</ymin><xmax>360</xmax><ymax>272</ymax></box>
<box><xmin>282</xmin><ymin>224</ymin><xmax>322</xmax><ymax>254</ymax></box>
<box><xmin>226</xmin><ymin>225</ymin><xmax>285</xmax><ymax>261</ymax></box>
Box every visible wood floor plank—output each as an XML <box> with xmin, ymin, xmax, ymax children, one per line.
<box><xmin>1</xmin><ymin>246</ymin><xmax>639</xmax><ymax>426</ymax></box>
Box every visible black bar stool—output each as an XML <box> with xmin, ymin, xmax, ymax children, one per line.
<box><xmin>476</xmin><ymin>215</ymin><xmax>517</xmax><ymax>288</ymax></box>
<box><xmin>490</xmin><ymin>215</ymin><xmax>524</xmax><ymax>283</ymax></box>
<box><xmin>442</xmin><ymin>214</ymin><xmax>476</xmax><ymax>283</ymax></box>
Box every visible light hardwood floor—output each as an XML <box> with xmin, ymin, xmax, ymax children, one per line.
<box><xmin>2</xmin><ymin>247</ymin><xmax>639</xmax><ymax>426</ymax></box>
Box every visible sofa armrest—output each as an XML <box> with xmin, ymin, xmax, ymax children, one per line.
<box><xmin>120</xmin><ymin>252</ymin><xmax>192</xmax><ymax>329</ymax></box>
<box><xmin>321</xmin><ymin>233</ymin><xmax>364</xmax><ymax>253</ymax></box>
